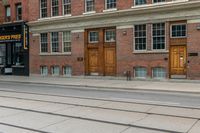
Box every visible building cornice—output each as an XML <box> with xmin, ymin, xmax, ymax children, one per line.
<box><xmin>28</xmin><ymin>0</ymin><xmax>200</xmax><ymax>33</ymax></box>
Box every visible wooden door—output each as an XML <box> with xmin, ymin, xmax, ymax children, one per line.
<box><xmin>104</xmin><ymin>47</ymin><xmax>116</xmax><ymax>76</ymax></box>
<box><xmin>170</xmin><ymin>46</ymin><xmax>187</xmax><ymax>75</ymax></box>
<box><xmin>88</xmin><ymin>49</ymin><xmax>99</xmax><ymax>75</ymax></box>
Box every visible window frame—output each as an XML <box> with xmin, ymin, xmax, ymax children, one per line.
<box><xmin>152</xmin><ymin>0</ymin><xmax>166</xmax><ymax>3</ymax></box>
<box><xmin>151</xmin><ymin>22</ymin><xmax>166</xmax><ymax>51</ymax></box>
<box><xmin>134</xmin><ymin>24</ymin><xmax>147</xmax><ymax>51</ymax></box>
<box><xmin>152</xmin><ymin>67</ymin><xmax>166</xmax><ymax>79</ymax></box>
<box><xmin>63</xmin><ymin>65</ymin><xmax>72</xmax><ymax>77</ymax></box>
<box><xmin>51</xmin><ymin>0</ymin><xmax>59</xmax><ymax>17</ymax></box>
<box><xmin>170</xmin><ymin>23</ymin><xmax>187</xmax><ymax>38</ymax></box>
<box><xmin>5</xmin><ymin>5</ymin><xmax>11</xmax><ymax>22</ymax></box>
<box><xmin>51</xmin><ymin>32</ymin><xmax>59</xmax><ymax>53</ymax></box>
<box><xmin>63</xmin><ymin>0</ymin><xmax>71</xmax><ymax>15</ymax></box>
<box><xmin>85</xmin><ymin>0</ymin><xmax>95</xmax><ymax>13</ymax></box>
<box><xmin>40</xmin><ymin>0</ymin><xmax>48</xmax><ymax>18</ymax></box>
<box><xmin>62</xmin><ymin>31</ymin><xmax>71</xmax><ymax>53</ymax></box>
<box><xmin>16</xmin><ymin>3</ymin><xmax>22</xmax><ymax>21</ymax></box>
<box><xmin>134</xmin><ymin>67</ymin><xmax>147</xmax><ymax>79</ymax></box>
<box><xmin>88</xmin><ymin>31</ymin><xmax>99</xmax><ymax>43</ymax></box>
<box><xmin>40</xmin><ymin>33</ymin><xmax>48</xmax><ymax>53</ymax></box>
<box><xmin>104</xmin><ymin>29</ymin><xmax>116</xmax><ymax>43</ymax></box>
<box><xmin>134</xmin><ymin>0</ymin><xmax>147</xmax><ymax>6</ymax></box>
<box><xmin>51</xmin><ymin>65</ymin><xmax>60</xmax><ymax>76</ymax></box>
<box><xmin>40</xmin><ymin>66</ymin><xmax>48</xmax><ymax>76</ymax></box>
<box><xmin>105</xmin><ymin>0</ymin><xmax>117</xmax><ymax>10</ymax></box>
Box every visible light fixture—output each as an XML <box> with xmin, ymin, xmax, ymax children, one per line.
<box><xmin>123</xmin><ymin>31</ymin><xmax>127</xmax><ymax>36</ymax></box>
<box><xmin>197</xmin><ymin>24</ymin><xmax>200</xmax><ymax>30</ymax></box>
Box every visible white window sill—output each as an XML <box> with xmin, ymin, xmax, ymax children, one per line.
<box><xmin>40</xmin><ymin>52</ymin><xmax>72</xmax><ymax>56</ymax></box>
<box><xmin>133</xmin><ymin>50</ymin><xmax>169</xmax><ymax>54</ymax></box>
<box><xmin>103</xmin><ymin>8</ymin><xmax>117</xmax><ymax>12</ymax></box>
<box><xmin>83</xmin><ymin>11</ymin><xmax>96</xmax><ymax>15</ymax></box>
<box><xmin>131</xmin><ymin>0</ymin><xmax>189</xmax><ymax>9</ymax></box>
<box><xmin>63</xmin><ymin>14</ymin><xmax>72</xmax><ymax>17</ymax></box>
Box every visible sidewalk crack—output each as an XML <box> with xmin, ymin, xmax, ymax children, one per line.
<box><xmin>186</xmin><ymin>119</ymin><xmax>199</xmax><ymax>133</ymax></box>
<box><xmin>119</xmin><ymin>127</ymin><xmax>131</xmax><ymax>133</ymax></box>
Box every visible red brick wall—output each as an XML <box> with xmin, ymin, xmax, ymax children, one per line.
<box><xmin>116</xmin><ymin>26</ymin><xmax>169</xmax><ymax>78</ymax></box>
<box><xmin>29</xmin><ymin>31</ymin><xmax>85</xmax><ymax>76</ymax></box>
<box><xmin>187</xmin><ymin>23</ymin><xmax>200</xmax><ymax>79</ymax></box>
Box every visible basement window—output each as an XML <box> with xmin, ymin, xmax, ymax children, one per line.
<box><xmin>63</xmin><ymin>66</ymin><xmax>72</xmax><ymax>77</ymax></box>
<box><xmin>51</xmin><ymin>66</ymin><xmax>60</xmax><ymax>76</ymax></box>
<box><xmin>40</xmin><ymin>66</ymin><xmax>48</xmax><ymax>76</ymax></box>
<box><xmin>152</xmin><ymin>67</ymin><xmax>166</xmax><ymax>79</ymax></box>
<box><xmin>135</xmin><ymin>67</ymin><xmax>147</xmax><ymax>78</ymax></box>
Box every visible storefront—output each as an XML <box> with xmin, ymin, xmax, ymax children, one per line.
<box><xmin>0</xmin><ymin>22</ymin><xmax>29</xmax><ymax>76</ymax></box>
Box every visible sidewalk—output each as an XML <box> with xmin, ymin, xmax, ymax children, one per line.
<box><xmin>0</xmin><ymin>75</ymin><xmax>200</xmax><ymax>93</ymax></box>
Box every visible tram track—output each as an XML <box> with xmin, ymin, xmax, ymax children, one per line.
<box><xmin>0</xmin><ymin>88</ymin><xmax>199</xmax><ymax>132</ymax></box>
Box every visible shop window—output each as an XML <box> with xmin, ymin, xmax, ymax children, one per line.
<box><xmin>40</xmin><ymin>0</ymin><xmax>48</xmax><ymax>18</ymax></box>
<box><xmin>63</xmin><ymin>0</ymin><xmax>71</xmax><ymax>15</ymax></box>
<box><xmin>89</xmin><ymin>31</ymin><xmax>99</xmax><ymax>43</ymax></box>
<box><xmin>135</xmin><ymin>0</ymin><xmax>147</xmax><ymax>6</ymax></box>
<box><xmin>63</xmin><ymin>31</ymin><xmax>71</xmax><ymax>52</ymax></box>
<box><xmin>40</xmin><ymin>66</ymin><xmax>48</xmax><ymax>76</ymax></box>
<box><xmin>16</xmin><ymin>3</ymin><xmax>22</xmax><ymax>21</ymax></box>
<box><xmin>5</xmin><ymin>6</ymin><xmax>11</xmax><ymax>22</ymax></box>
<box><xmin>134</xmin><ymin>24</ymin><xmax>146</xmax><ymax>50</ymax></box>
<box><xmin>12</xmin><ymin>43</ymin><xmax>24</xmax><ymax>66</ymax></box>
<box><xmin>171</xmin><ymin>24</ymin><xmax>186</xmax><ymax>38</ymax></box>
<box><xmin>40</xmin><ymin>33</ymin><xmax>48</xmax><ymax>53</ymax></box>
<box><xmin>153</xmin><ymin>67</ymin><xmax>166</xmax><ymax>79</ymax></box>
<box><xmin>51</xmin><ymin>32</ymin><xmax>59</xmax><ymax>52</ymax></box>
<box><xmin>0</xmin><ymin>44</ymin><xmax>6</xmax><ymax>65</ymax></box>
<box><xmin>106</xmin><ymin>0</ymin><xmax>116</xmax><ymax>9</ymax></box>
<box><xmin>105</xmin><ymin>29</ymin><xmax>116</xmax><ymax>42</ymax></box>
<box><xmin>51</xmin><ymin>66</ymin><xmax>60</xmax><ymax>76</ymax></box>
<box><xmin>52</xmin><ymin>0</ymin><xmax>59</xmax><ymax>16</ymax></box>
<box><xmin>135</xmin><ymin>67</ymin><xmax>147</xmax><ymax>78</ymax></box>
<box><xmin>85</xmin><ymin>0</ymin><xmax>95</xmax><ymax>12</ymax></box>
<box><xmin>63</xmin><ymin>66</ymin><xmax>72</xmax><ymax>77</ymax></box>
<box><xmin>152</xmin><ymin>23</ymin><xmax>165</xmax><ymax>50</ymax></box>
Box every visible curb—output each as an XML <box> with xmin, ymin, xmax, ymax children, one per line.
<box><xmin>0</xmin><ymin>79</ymin><xmax>200</xmax><ymax>95</ymax></box>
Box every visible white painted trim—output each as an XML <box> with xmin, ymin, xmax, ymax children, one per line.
<box><xmin>188</xmin><ymin>19</ymin><xmax>200</xmax><ymax>23</ymax></box>
<box><xmin>116</xmin><ymin>25</ymin><xmax>133</xmax><ymax>29</ymax></box>
<box><xmin>71</xmin><ymin>30</ymin><xmax>84</xmax><ymax>33</ymax></box>
<box><xmin>103</xmin><ymin>8</ymin><xmax>117</xmax><ymax>12</ymax></box>
<box><xmin>32</xmin><ymin>33</ymin><xmax>40</xmax><ymax>37</ymax></box>
<box><xmin>83</xmin><ymin>11</ymin><xmax>96</xmax><ymax>15</ymax></box>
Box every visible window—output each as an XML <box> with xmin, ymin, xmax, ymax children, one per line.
<box><xmin>171</xmin><ymin>24</ymin><xmax>186</xmax><ymax>38</ymax></box>
<box><xmin>5</xmin><ymin>6</ymin><xmax>11</xmax><ymax>22</ymax></box>
<box><xmin>12</xmin><ymin>43</ymin><xmax>24</xmax><ymax>66</ymax></box>
<box><xmin>63</xmin><ymin>31</ymin><xmax>71</xmax><ymax>52</ymax></box>
<box><xmin>135</xmin><ymin>0</ymin><xmax>147</xmax><ymax>5</ymax></box>
<box><xmin>51</xmin><ymin>66</ymin><xmax>60</xmax><ymax>76</ymax></box>
<box><xmin>51</xmin><ymin>32</ymin><xmax>59</xmax><ymax>52</ymax></box>
<box><xmin>40</xmin><ymin>66</ymin><xmax>48</xmax><ymax>76</ymax></box>
<box><xmin>40</xmin><ymin>33</ymin><xmax>48</xmax><ymax>53</ymax></box>
<box><xmin>135</xmin><ymin>67</ymin><xmax>147</xmax><ymax>78</ymax></box>
<box><xmin>63</xmin><ymin>66</ymin><xmax>72</xmax><ymax>76</ymax></box>
<box><xmin>89</xmin><ymin>31</ymin><xmax>99</xmax><ymax>43</ymax></box>
<box><xmin>134</xmin><ymin>24</ymin><xmax>146</xmax><ymax>50</ymax></box>
<box><xmin>85</xmin><ymin>0</ymin><xmax>95</xmax><ymax>12</ymax></box>
<box><xmin>52</xmin><ymin>0</ymin><xmax>59</xmax><ymax>16</ymax></box>
<box><xmin>106</xmin><ymin>0</ymin><xmax>116</xmax><ymax>9</ymax></box>
<box><xmin>40</xmin><ymin>0</ymin><xmax>48</xmax><ymax>18</ymax></box>
<box><xmin>63</xmin><ymin>0</ymin><xmax>71</xmax><ymax>15</ymax></box>
<box><xmin>153</xmin><ymin>67</ymin><xmax>166</xmax><ymax>79</ymax></box>
<box><xmin>0</xmin><ymin>44</ymin><xmax>6</xmax><ymax>65</ymax></box>
<box><xmin>152</xmin><ymin>23</ymin><xmax>165</xmax><ymax>50</ymax></box>
<box><xmin>105</xmin><ymin>29</ymin><xmax>116</xmax><ymax>42</ymax></box>
<box><xmin>153</xmin><ymin>0</ymin><xmax>165</xmax><ymax>3</ymax></box>
<box><xmin>16</xmin><ymin>4</ymin><xmax>22</xmax><ymax>20</ymax></box>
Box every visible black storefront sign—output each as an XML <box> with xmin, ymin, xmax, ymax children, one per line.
<box><xmin>0</xmin><ymin>22</ymin><xmax>29</xmax><ymax>76</ymax></box>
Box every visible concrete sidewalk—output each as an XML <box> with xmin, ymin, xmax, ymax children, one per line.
<box><xmin>0</xmin><ymin>75</ymin><xmax>200</xmax><ymax>93</ymax></box>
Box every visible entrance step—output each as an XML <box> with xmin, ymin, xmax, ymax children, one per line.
<box><xmin>171</xmin><ymin>75</ymin><xmax>186</xmax><ymax>79</ymax></box>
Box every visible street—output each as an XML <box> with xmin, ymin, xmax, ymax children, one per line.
<box><xmin>0</xmin><ymin>81</ymin><xmax>199</xmax><ymax>133</ymax></box>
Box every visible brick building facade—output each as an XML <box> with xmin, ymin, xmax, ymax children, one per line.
<box><xmin>0</xmin><ymin>0</ymin><xmax>29</xmax><ymax>75</ymax></box>
<box><xmin>1</xmin><ymin>0</ymin><xmax>200</xmax><ymax>79</ymax></box>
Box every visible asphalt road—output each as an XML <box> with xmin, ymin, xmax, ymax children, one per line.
<box><xmin>0</xmin><ymin>81</ymin><xmax>200</xmax><ymax>108</ymax></box>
